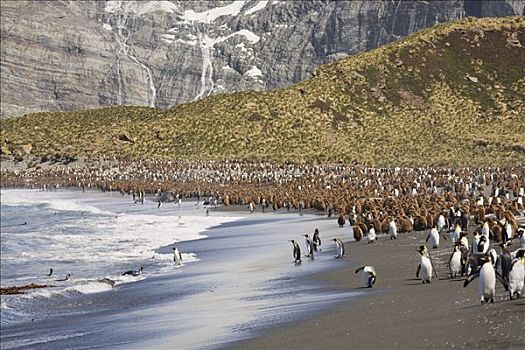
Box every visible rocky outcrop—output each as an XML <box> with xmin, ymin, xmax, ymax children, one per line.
<box><xmin>1</xmin><ymin>0</ymin><xmax>523</xmax><ymax>119</ymax></box>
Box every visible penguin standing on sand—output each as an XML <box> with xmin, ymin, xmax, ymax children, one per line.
<box><xmin>355</xmin><ymin>266</ymin><xmax>376</xmax><ymax>288</ymax></box>
<box><xmin>173</xmin><ymin>246</ymin><xmax>183</xmax><ymax>266</ymax></box>
<box><xmin>367</xmin><ymin>227</ymin><xmax>377</xmax><ymax>244</ymax></box>
<box><xmin>388</xmin><ymin>219</ymin><xmax>397</xmax><ymax>240</ymax></box>
<box><xmin>499</xmin><ymin>242</ymin><xmax>513</xmax><ymax>284</ymax></box>
<box><xmin>290</xmin><ymin>240</ymin><xmax>301</xmax><ymax>264</ymax></box>
<box><xmin>303</xmin><ymin>234</ymin><xmax>315</xmax><ymax>259</ymax></box>
<box><xmin>416</xmin><ymin>245</ymin><xmax>433</xmax><ymax>283</ymax></box>
<box><xmin>508</xmin><ymin>249</ymin><xmax>525</xmax><ymax>299</ymax></box>
<box><xmin>437</xmin><ymin>214</ymin><xmax>447</xmax><ymax>233</ymax></box>
<box><xmin>449</xmin><ymin>244</ymin><xmax>462</xmax><ymax>278</ymax></box>
<box><xmin>313</xmin><ymin>228</ymin><xmax>321</xmax><ymax>252</ymax></box>
<box><xmin>464</xmin><ymin>255</ymin><xmax>507</xmax><ymax>305</ymax></box>
<box><xmin>426</xmin><ymin>226</ymin><xmax>440</xmax><ymax>249</ymax></box>
<box><xmin>332</xmin><ymin>238</ymin><xmax>345</xmax><ymax>258</ymax></box>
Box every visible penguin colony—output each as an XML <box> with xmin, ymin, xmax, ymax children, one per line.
<box><xmin>280</xmin><ymin>168</ymin><xmax>524</xmax><ymax>304</ymax></box>
<box><xmin>3</xmin><ymin>160</ymin><xmax>524</xmax><ymax>304</ymax></box>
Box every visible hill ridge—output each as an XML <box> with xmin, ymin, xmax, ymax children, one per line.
<box><xmin>1</xmin><ymin>17</ymin><xmax>524</xmax><ymax>167</ymax></box>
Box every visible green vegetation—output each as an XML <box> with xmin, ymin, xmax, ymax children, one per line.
<box><xmin>1</xmin><ymin>17</ymin><xmax>524</xmax><ymax>166</ymax></box>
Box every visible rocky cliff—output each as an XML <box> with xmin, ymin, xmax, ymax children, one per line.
<box><xmin>1</xmin><ymin>0</ymin><xmax>523</xmax><ymax>119</ymax></box>
<box><xmin>2</xmin><ymin>17</ymin><xmax>524</xmax><ymax>166</ymax></box>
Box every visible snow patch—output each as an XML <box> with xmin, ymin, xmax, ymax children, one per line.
<box><xmin>232</xmin><ymin>29</ymin><xmax>260</xmax><ymax>43</ymax></box>
<box><xmin>245</xmin><ymin>66</ymin><xmax>263</xmax><ymax>78</ymax></box>
<box><xmin>182</xmin><ymin>0</ymin><xmax>246</xmax><ymax>23</ymax></box>
<box><xmin>105</xmin><ymin>1</ymin><xmax>178</xmax><ymax>16</ymax></box>
<box><xmin>245</xmin><ymin>0</ymin><xmax>269</xmax><ymax>15</ymax></box>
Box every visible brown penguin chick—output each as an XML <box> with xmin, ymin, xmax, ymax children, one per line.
<box><xmin>425</xmin><ymin>212</ymin><xmax>434</xmax><ymax>229</ymax></box>
<box><xmin>399</xmin><ymin>216</ymin><xmax>413</xmax><ymax>233</ymax></box>
<box><xmin>337</xmin><ymin>214</ymin><xmax>346</xmax><ymax>227</ymax></box>
<box><xmin>357</xmin><ymin>220</ymin><xmax>369</xmax><ymax>235</ymax></box>
<box><xmin>381</xmin><ymin>217</ymin><xmax>390</xmax><ymax>233</ymax></box>
<box><xmin>413</xmin><ymin>215</ymin><xmax>428</xmax><ymax>231</ymax></box>
<box><xmin>475</xmin><ymin>207</ymin><xmax>486</xmax><ymax>225</ymax></box>
<box><xmin>490</xmin><ymin>223</ymin><xmax>503</xmax><ymax>243</ymax></box>
<box><xmin>353</xmin><ymin>225</ymin><xmax>363</xmax><ymax>241</ymax></box>
<box><xmin>373</xmin><ymin>218</ymin><xmax>382</xmax><ymax>233</ymax></box>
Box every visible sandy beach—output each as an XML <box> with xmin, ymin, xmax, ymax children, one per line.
<box><xmin>228</xmin><ymin>229</ymin><xmax>525</xmax><ymax>350</ymax></box>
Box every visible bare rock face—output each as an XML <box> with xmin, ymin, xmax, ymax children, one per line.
<box><xmin>1</xmin><ymin>0</ymin><xmax>522</xmax><ymax>119</ymax></box>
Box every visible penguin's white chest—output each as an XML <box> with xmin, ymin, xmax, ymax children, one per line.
<box><xmin>479</xmin><ymin>264</ymin><xmax>496</xmax><ymax>299</ymax></box>
<box><xmin>429</xmin><ymin>229</ymin><xmax>439</xmax><ymax>246</ymax></box>
<box><xmin>437</xmin><ymin>216</ymin><xmax>446</xmax><ymax>229</ymax></box>
<box><xmin>509</xmin><ymin>262</ymin><xmax>524</xmax><ymax>294</ymax></box>
<box><xmin>389</xmin><ymin>223</ymin><xmax>397</xmax><ymax>237</ymax></box>
<box><xmin>420</xmin><ymin>256</ymin><xmax>432</xmax><ymax>280</ymax></box>
<box><xmin>450</xmin><ymin>252</ymin><xmax>462</xmax><ymax>275</ymax></box>
<box><xmin>367</xmin><ymin>229</ymin><xmax>376</xmax><ymax>241</ymax></box>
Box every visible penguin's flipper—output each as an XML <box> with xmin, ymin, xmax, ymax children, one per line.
<box><xmin>355</xmin><ymin>266</ymin><xmax>365</xmax><ymax>274</ymax></box>
<box><xmin>463</xmin><ymin>272</ymin><xmax>479</xmax><ymax>288</ymax></box>
<box><xmin>425</xmin><ymin>234</ymin><xmax>430</xmax><ymax>243</ymax></box>
<box><xmin>416</xmin><ymin>263</ymin><xmax>421</xmax><ymax>278</ymax></box>
<box><xmin>495</xmin><ymin>271</ymin><xmax>509</xmax><ymax>291</ymax></box>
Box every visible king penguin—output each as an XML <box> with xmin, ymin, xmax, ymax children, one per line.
<box><xmin>508</xmin><ymin>249</ymin><xmax>525</xmax><ymax>299</ymax></box>
<box><xmin>172</xmin><ymin>246</ymin><xmax>183</xmax><ymax>266</ymax></box>
<box><xmin>448</xmin><ymin>244</ymin><xmax>462</xmax><ymax>278</ymax></box>
<box><xmin>290</xmin><ymin>240</ymin><xmax>301</xmax><ymax>264</ymax></box>
<box><xmin>332</xmin><ymin>238</ymin><xmax>345</xmax><ymax>258</ymax></box>
<box><xmin>303</xmin><ymin>234</ymin><xmax>315</xmax><ymax>259</ymax></box>
<box><xmin>464</xmin><ymin>255</ymin><xmax>507</xmax><ymax>305</ymax></box>
<box><xmin>367</xmin><ymin>227</ymin><xmax>377</xmax><ymax>244</ymax></box>
<box><xmin>426</xmin><ymin>226</ymin><xmax>440</xmax><ymax>249</ymax></box>
<box><xmin>478</xmin><ymin>235</ymin><xmax>490</xmax><ymax>254</ymax></box>
<box><xmin>416</xmin><ymin>245</ymin><xmax>433</xmax><ymax>283</ymax></box>
<box><xmin>388</xmin><ymin>219</ymin><xmax>398</xmax><ymax>240</ymax></box>
<box><xmin>355</xmin><ymin>266</ymin><xmax>376</xmax><ymax>288</ymax></box>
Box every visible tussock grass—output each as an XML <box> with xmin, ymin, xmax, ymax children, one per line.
<box><xmin>1</xmin><ymin>17</ymin><xmax>524</xmax><ymax>166</ymax></box>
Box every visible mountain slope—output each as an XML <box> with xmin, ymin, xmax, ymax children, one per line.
<box><xmin>1</xmin><ymin>0</ymin><xmax>523</xmax><ymax>119</ymax></box>
<box><xmin>1</xmin><ymin>17</ymin><xmax>524</xmax><ymax>166</ymax></box>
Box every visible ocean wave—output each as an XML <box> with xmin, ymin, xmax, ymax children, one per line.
<box><xmin>0</xmin><ymin>189</ymin><xmax>109</xmax><ymax>215</ymax></box>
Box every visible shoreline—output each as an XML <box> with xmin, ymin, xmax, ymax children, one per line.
<box><xmin>226</xmin><ymin>230</ymin><xmax>525</xmax><ymax>350</ymax></box>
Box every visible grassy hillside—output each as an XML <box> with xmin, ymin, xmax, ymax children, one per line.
<box><xmin>1</xmin><ymin>17</ymin><xmax>524</xmax><ymax>166</ymax></box>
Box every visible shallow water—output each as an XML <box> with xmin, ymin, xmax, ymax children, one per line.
<box><xmin>1</xmin><ymin>189</ymin><xmax>359</xmax><ymax>349</ymax></box>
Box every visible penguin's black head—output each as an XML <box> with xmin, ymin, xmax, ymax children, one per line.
<box><xmin>303</xmin><ymin>234</ymin><xmax>309</xmax><ymax>237</ymax></box>
<box><xmin>332</xmin><ymin>238</ymin><xmax>337</xmax><ymax>242</ymax></box>
<box><xmin>289</xmin><ymin>240</ymin><xmax>295</xmax><ymax>244</ymax></box>
<box><xmin>516</xmin><ymin>249</ymin><xmax>525</xmax><ymax>259</ymax></box>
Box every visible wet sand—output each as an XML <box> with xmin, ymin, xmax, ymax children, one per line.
<box><xmin>227</xmin><ymin>230</ymin><xmax>525</xmax><ymax>350</ymax></box>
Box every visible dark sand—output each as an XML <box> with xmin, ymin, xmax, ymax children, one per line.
<box><xmin>227</xmin><ymin>230</ymin><xmax>525</xmax><ymax>350</ymax></box>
